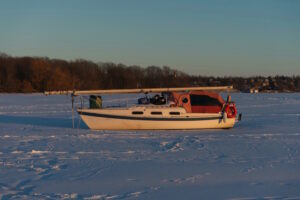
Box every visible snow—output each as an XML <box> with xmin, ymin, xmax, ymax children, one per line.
<box><xmin>0</xmin><ymin>93</ymin><xmax>300</xmax><ymax>199</ymax></box>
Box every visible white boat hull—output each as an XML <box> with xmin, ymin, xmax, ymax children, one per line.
<box><xmin>78</xmin><ymin>108</ymin><xmax>236</xmax><ymax>130</ymax></box>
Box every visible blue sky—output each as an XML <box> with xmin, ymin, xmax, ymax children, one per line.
<box><xmin>1</xmin><ymin>0</ymin><xmax>299</xmax><ymax>76</ymax></box>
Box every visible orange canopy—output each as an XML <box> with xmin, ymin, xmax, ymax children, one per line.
<box><xmin>170</xmin><ymin>91</ymin><xmax>225</xmax><ymax>113</ymax></box>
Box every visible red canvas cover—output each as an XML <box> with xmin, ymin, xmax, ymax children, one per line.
<box><xmin>190</xmin><ymin>105</ymin><xmax>222</xmax><ymax>113</ymax></box>
<box><xmin>170</xmin><ymin>92</ymin><xmax>192</xmax><ymax>113</ymax></box>
<box><xmin>190</xmin><ymin>91</ymin><xmax>225</xmax><ymax>113</ymax></box>
<box><xmin>189</xmin><ymin>91</ymin><xmax>225</xmax><ymax>104</ymax></box>
<box><xmin>170</xmin><ymin>91</ymin><xmax>225</xmax><ymax>113</ymax></box>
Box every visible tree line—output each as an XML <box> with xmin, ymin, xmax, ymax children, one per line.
<box><xmin>0</xmin><ymin>53</ymin><xmax>299</xmax><ymax>93</ymax></box>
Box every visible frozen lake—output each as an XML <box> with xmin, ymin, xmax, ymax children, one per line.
<box><xmin>0</xmin><ymin>93</ymin><xmax>300</xmax><ymax>199</ymax></box>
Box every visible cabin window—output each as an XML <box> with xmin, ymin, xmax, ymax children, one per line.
<box><xmin>169</xmin><ymin>112</ymin><xmax>180</xmax><ymax>115</ymax></box>
<box><xmin>132</xmin><ymin>111</ymin><xmax>143</xmax><ymax>115</ymax></box>
<box><xmin>151</xmin><ymin>111</ymin><xmax>162</xmax><ymax>115</ymax></box>
<box><xmin>182</xmin><ymin>97</ymin><xmax>188</xmax><ymax>104</ymax></box>
<box><xmin>190</xmin><ymin>95</ymin><xmax>222</xmax><ymax>106</ymax></box>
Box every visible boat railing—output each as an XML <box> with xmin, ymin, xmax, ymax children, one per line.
<box><xmin>78</xmin><ymin>96</ymin><xmax>139</xmax><ymax>109</ymax></box>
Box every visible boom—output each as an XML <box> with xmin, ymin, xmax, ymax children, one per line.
<box><xmin>44</xmin><ymin>86</ymin><xmax>233</xmax><ymax>96</ymax></box>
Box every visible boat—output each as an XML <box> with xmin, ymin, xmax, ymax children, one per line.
<box><xmin>45</xmin><ymin>86</ymin><xmax>241</xmax><ymax>130</ymax></box>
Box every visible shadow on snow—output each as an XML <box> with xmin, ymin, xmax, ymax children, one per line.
<box><xmin>0</xmin><ymin>115</ymin><xmax>88</xmax><ymax>129</ymax></box>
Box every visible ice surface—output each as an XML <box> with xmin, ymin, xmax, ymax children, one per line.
<box><xmin>0</xmin><ymin>93</ymin><xmax>300</xmax><ymax>199</ymax></box>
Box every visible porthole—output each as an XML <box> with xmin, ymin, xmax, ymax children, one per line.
<box><xmin>132</xmin><ymin>111</ymin><xmax>143</xmax><ymax>115</ymax></box>
<box><xmin>182</xmin><ymin>97</ymin><xmax>188</xmax><ymax>103</ymax></box>
<box><xmin>151</xmin><ymin>111</ymin><xmax>162</xmax><ymax>115</ymax></box>
<box><xmin>169</xmin><ymin>112</ymin><xmax>180</xmax><ymax>115</ymax></box>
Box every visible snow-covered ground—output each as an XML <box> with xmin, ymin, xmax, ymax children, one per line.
<box><xmin>0</xmin><ymin>93</ymin><xmax>300</xmax><ymax>199</ymax></box>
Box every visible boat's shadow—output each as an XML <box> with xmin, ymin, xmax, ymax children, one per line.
<box><xmin>0</xmin><ymin>115</ymin><xmax>88</xmax><ymax>129</ymax></box>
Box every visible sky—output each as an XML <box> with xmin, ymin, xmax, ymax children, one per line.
<box><xmin>1</xmin><ymin>0</ymin><xmax>299</xmax><ymax>76</ymax></box>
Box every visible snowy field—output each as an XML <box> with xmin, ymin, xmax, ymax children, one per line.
<box><xmin>0</xmin><ymin>93</ymin><xmax>300</xmax><ymax>200</ymax></box>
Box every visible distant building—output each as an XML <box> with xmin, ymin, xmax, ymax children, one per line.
<box><xmin>249</xmin><ymin>88</ymin><xmax>259</xmax><ymax>93</ymax></box>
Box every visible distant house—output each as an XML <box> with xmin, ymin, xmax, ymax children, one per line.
<box><xmin>249</xmin><ymin>88</ymin><xmax>259</xmax><ymax>93</ymax></box>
